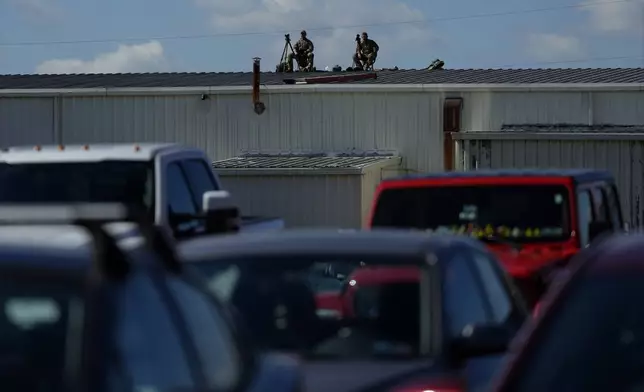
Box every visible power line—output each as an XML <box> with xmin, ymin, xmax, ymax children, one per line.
<box><xmin>491</xmin><ymin>54</ymin><xmax>644</xmax><ymax>68</ymax></box>
<box><xmin>0</xmin><ymin>0</ymin><xmax>636</xmax><ymax>47</ymax></box>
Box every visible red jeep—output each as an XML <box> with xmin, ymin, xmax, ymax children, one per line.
<box><xmin>367</xmin><ymin>169</ymin><xmax>624</xmax><ymax>306</ymax></box>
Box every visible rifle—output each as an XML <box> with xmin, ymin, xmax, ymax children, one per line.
<box><xmin>355</xmin><ymin>34</ymin><xmax>362</xmax><ymax>54</ymax></box>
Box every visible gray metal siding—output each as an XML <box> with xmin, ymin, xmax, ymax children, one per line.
<box><xmin>360</xmin><ymin>164</ymin><xmax>405</xmax><ymax>227</ymax></box>
<box><xmin>218</xmin><ymin>157</ymin><xmax>402</xmax><ymax>228</ymax></box>
<box><xmin>52</xmin><ymin>92</ymin><xmax>443</xmax><ymax>172</ymax></box>
<box><xmin>462</xmin><ymin>91</ymin><xmax>644</xmax><ymax>131</ymax></box>
<box><xmin>462</xmin><ymin>92</ymin><xmax>593</xmax><ymax>131</ymax></box>
<box><xmin>0</xmin><ymin>97</ymin><xmax>56</xmax><ymax>146</ymax></box>
<box><xmin>4</xmin><ymin>89</ymin><xmax>644</xmax><ymax>176</ymax></box>
<box><xmin>462</xmin><ymin>139</ymin><xmax>644</xmax><ymax>227</ymax></box>
<box><xmin>592</xmin><ymin>92</ymin><xmax>644</xmax><ymax>123</ymax></box>
<box><xmin>219</xmin><ymin>174</ymin><xmax>363</xmax><ymax>228</ymax></box>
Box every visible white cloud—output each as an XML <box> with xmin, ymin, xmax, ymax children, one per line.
<box><xmin>526</xmin><ymin>33</ymin><xmax>584</xmax><ymax>62</ymax></box>
<box><xmin>581</xmin><ymin>0</ymin><xmax>642</xmax><ymax>33</ymax></box>
<box><xmin>8</xmin><ymin>0</ymin><xmax>63</xmax><ymax>22</ymax></box>
<box><xmin>35</xmin><ymin>41</ymin><xmax>166</xmax><ymax>74</ymax></box>
<box><xmin>195</xmin><ymin>0</ymin><xmax>433</xmax><ymax>69</ymax></box>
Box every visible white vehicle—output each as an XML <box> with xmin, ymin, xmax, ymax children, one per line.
<box><xmin>0</xmin><ymin>143</ymin><xmax>284</xmax><ymax>239</ymax></box>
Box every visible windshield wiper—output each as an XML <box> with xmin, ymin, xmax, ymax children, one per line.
<box><xmin>477</xmin><ymin>235</ymin><xmax>522</xmax><ymax>251</ymax></box>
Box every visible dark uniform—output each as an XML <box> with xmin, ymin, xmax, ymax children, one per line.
<box><xmin>353</xmin><ymin>32</ymin><xmax>379</xmax><ymax>70</ymax></box>
<box><xmin>287</xmin><ymin>30</ymin><xmax>314</xmax><ymax>71</ymax></box>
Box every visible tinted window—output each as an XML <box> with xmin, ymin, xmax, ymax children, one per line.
<box><xmin>592</xmin><ymin>187</ymin><xmax>610</xmax><ymax>224</ymax></box>
<box><xmin>372</xmin><ymin>185</ymin><xmax>571</xmax><ymax>242</ymax></box>
<box><xmin>470</xmin><ymin>251</ymin><xmax>512</xmax><ymax>323</ymax></box>
<box><xmin>115</xmin><ymin>269</ymin><xmax>195</xmax><ymax>390</ymax></box>
<box><xmin>167</xmin><ymin>163</ymin><xmax>197</xmax><ymax>215</ymax></box>
<box><xmin>0</xmin><ymin>279</ymin><xmax>83</xmax><ymax>391</ymax></box>
<box><xmin>577</xmin><ymin>191</ymin><xmax>593</xmax><ymax>246</ymax></box>
<box><xmin>181</xmin><ymin>160</ymin><xmax>219</xmax><ymax>211</ymax></box>
<box><xmin>192</xmin><ymin>257</ymin><xmax>426</xmax><ymax>360</ymax></box>
<box><xmin>443</xmin><ymin>253</ymin><xmax>489</xmax><ymax>336</ymax></box>
<box><xmin>166</xmin><ymin>277</ymin><xmax>241</xmax><ymax>390</ymax></box>
<box><xmin>507</xmin><ymin>272</ymin><xmax>644</xmax><ymax>392</ymax></box>
<box><xmin>0</xmin><ymin>161</ymin><xmax>153</xmax><ymax>213</ymax></box>
<box><xmin>604</xmin><ymin>185</ymin><xmax>622</xmax><ymax>229</ymax></box>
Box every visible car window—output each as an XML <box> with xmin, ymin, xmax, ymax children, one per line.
<box><xmin>470</xmin><ymin>251</ymin><xmax>512</xmax><ymax>323</ymax></box>
<box><xmin>181</xmin><ymin>159</ymin><xmax>219</xmax><ymax>211</ymax></box>
<box><xmin>167</xmin><ymin>162</ymin><xmax>197</xmax><ymax>215</ymax></box>
<box><xmin>192</xmin><ymin>257</ymin><xmax>426</xmax><ymax>359</ymax></box>
<box><xmin>604</xmin><ymin>185</ymin><xmax>622</xmax><ymax>229</ymax></box>
<box><xmin>0</xmin><ymin>278</ymin><xmax>84</xmax><ymax>391</ymax></box>
<box><xmin>0</xmin><ymin>161</ymin><xmax>153</xmax><ymax>214</ymax></box>
<box><xmin>577</xmin><ymin>191</ymin><xmax>593</xmax><ymax>247</ymax></box>
<box><xmin>592</xmin><ymin>187</ymin><xmax>610</xmax><ymax>225</ymax></box>
<box><xmin>443</xmin><ymin>252</ymin><xmax>490</xmax><ymax>336</ymax></box>
<box><xmin>166</xmin><ymin>276</ymin><xmax>241</xmax><ymax>390</ymax></box>
<box><xmin>506</xmin><ymin>272</ymin><xmax>644</xmax><ymax>392</ymax></box>
<box><xmin>371</xmin><ymin>185</ymin><xmax>570</xmax><ymax>243</ymax></box>
<box><xmin>114</xmin><ymin>268</ymin><xmax>196</xmax><ymax>390</ymax></box>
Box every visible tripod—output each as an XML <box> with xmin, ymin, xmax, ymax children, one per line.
<box><xmin>277</xmin><ymin>34</ymin><xmax>298</xmax><ymax>72</ymax></box>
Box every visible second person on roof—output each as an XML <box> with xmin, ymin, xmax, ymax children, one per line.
<box><xmin>288</xmin><ymin>30</ymin><xmax>314</xmax><ymax>72</ymax></box>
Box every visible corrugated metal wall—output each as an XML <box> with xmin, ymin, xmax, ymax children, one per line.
<box><xmin>461</xmin><ymin>138</ymin><xmax>644</xmax><ymax>227</ymax></box>
<box><xmin>0</xmin><ymin>97</ymin><xmax>57</xmax><ymax>146</ymax></box>
<box><xmin>459</xmin><ymin>91</ymin><xmax>593</xmax><ymax>129</ymax></box>
<box><xmin>51</xmin><ymin>92</ymin><xmax>443</xmax><ymax>173</ymax></box>
<box><xmin>455</xmin><ymin>91</ymin><xmax>644</xmax><ymax>129</ymax></box>
<box><xmin>218</xmin><ymin>174</ymin><xmax>363</xmax><ymax>228</ymax></box>
<box><xmin>3</xmin><ymin>90</ymin><xmax>644</xmax><ymax>172</ymax></box>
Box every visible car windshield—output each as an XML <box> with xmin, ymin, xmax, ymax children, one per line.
<box><xmin>371</xmin><ymin>185</ymin><xmax>571</xmax><ymax>242</ymax></box>
<box><xmin>192</xmin><ymin>257</ymin><xmax>427</xmax><ymax>360</ymax></box>
<box><xmin>507</xmin><ymin>271</ymin><xmax>644</xmax><ymax>392</ymax></box>
<box><xmin>0</xmin><ymin>161</ymin><xmax>154</xmax><ymax>214</ymax></box>
<box><xmin>0</xmin><ymin>278</ymin><xmax>84</xmax><ymax>391</ymax></box>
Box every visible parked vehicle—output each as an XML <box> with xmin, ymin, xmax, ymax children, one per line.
<box><xmin>180</xmin><ymin>229</ymin><xmax>529</xmax><ymax>392</ymax></box>
<box><xmin>0</xmin><ymin>143</ymin><xmax>284</xmax><ymax>239</ymax></box>
<box><xmin>0</xmin><ymin>203</ymin><xmax>300</xmax><ymax>392</ymax></box>
<box><xmin>368</xmin><ymin>169</ymin><xmax>624</xmax><ymax>307</ymax></box>
<box><xmin>493</xmin><ymin>233</ymin><xmax>644</xmax><ymax>392</ymax></box>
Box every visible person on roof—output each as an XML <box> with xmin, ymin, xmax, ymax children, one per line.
<box><xmin>287</xmin><ymin>30</ymin><xmax>314</xmax><ymax>72</ymax></box>
<box><xmin>353</xmin><ymin>32</ymin><xmax>379</xmax><ymax>70</ymax></box>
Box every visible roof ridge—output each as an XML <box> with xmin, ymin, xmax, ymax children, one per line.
<box><xmin>4</xmin><ymin>68</ymin><xmax>644</xmax><ymax>88</ymax></box>
<box><xmin>4</xmin><ymin>67</ymin><xmax>644</xmax><ymax>77</ymax></box>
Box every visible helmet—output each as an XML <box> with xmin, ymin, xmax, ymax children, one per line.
<box><xmin>301</xmin><ymin>30</ymin><xmax>307</xmax><ymax>36</ymax></box>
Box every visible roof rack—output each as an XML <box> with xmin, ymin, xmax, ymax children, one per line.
<box><xmin>0</xmin><ymin>203</ymin><xmax>180</xmax><ymax>277</ymax></box>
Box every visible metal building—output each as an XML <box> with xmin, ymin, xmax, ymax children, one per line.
<box><xmin>3</xmin><ymin>68</ymin><xmax>644</xmax><ymax>224</ymax></box>
<box><xmin>212</xmin><ymin>154</ymin><xmax>402</xmax><ymax>228</ymax></box>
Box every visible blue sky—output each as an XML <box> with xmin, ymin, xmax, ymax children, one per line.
<box><xmin>0</xmin><ymin>0</ymin><xmax>642</xmax><ymax>74</ymax></box>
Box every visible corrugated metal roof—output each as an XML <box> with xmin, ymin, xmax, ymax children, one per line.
<box><xmin>212</xmin><ymin>155</ymin><xmax>396</xmax><ymax>169</ymax></box>
<box><xmin>4</xmin><ymin>68</ymin><xmax>644</xmax><ymax>89</ymax></box>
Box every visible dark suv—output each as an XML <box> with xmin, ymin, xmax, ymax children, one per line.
<box><xmin>0</xmin><ymin>203</ymin><xmax>300</xmax><ymax>392</ymax></box>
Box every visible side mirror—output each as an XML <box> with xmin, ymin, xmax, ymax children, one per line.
<box><xmin>203</xmin><ymin>190</ymin><xmax>241</xmax><ymax>234</ymax></box>
<box><xmin>450</xmin><ymin>323</ymin><xmax>513</xmax><ymax>361</ymax></box>
<box><xmin>588</xmin><ymin>221</ymin><xmax>612</xmax><ymax>242</ymax></box>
